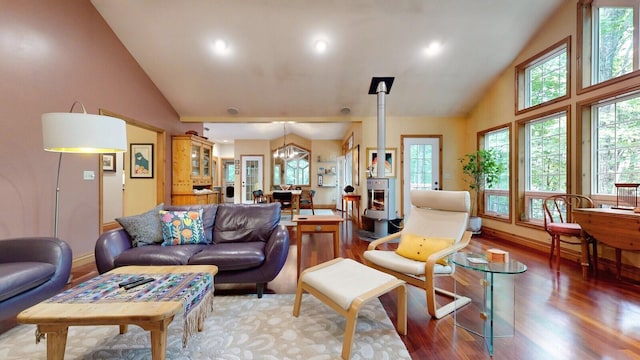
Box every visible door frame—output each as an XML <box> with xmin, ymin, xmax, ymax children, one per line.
<box><xmin>400</xmin><ymin>135</ymin><xmax>442</xmax><ymax>218</ymax></box>
<box><xmin>98</xmin><ymin>109</ymin><xmax>166</xmax><ymax>233</ymax></box>
<box><xmin>241</xmin><ymin>155</ymin><xmax>264</xmax><ymax>203</ymax></box>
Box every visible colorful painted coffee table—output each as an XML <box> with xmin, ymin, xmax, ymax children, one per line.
<box><xmin>17</xmin><ymin>265</ymin><xmax>218</xmax><ymax>360</ymax></box>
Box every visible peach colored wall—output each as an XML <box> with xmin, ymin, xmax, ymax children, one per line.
<box><xmin>0</xmin><ymin>1</ymin><xmax>193</xmax><ymax>258</ymax></box>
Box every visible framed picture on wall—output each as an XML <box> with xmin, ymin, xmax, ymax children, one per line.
<box><xmin>102</xmin><ymin>153</ymin><xmax>116</xmax><ymax>172</ymax></box>
<box><xmin>130</xmin><ymin>143</ymin><xmax>154</xmax><ymax>178</ymax></box>
<box><xmin>366</xmin><ymin>147</ymin><xmax>396</xmax><ymax>178</ymax></box>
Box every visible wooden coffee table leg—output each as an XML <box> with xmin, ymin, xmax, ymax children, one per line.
<box><xmin>38</xmin><ymin>324</ymin><xmax>68</xmax><ymax>360</ymax></box>
<box><xmin>139</xmin><ymin>317</ymin><xmax>173</xmax><ymax>360</ymax></box>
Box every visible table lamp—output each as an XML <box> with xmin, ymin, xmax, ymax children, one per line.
<box><xmin>42</xmin><ymin>101</ymin><xmax>127</xmax><ymax>238</ymax></box>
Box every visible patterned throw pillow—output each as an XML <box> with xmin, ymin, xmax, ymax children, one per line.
<box><xmin>116</xmin><ymin>203</ymin><xmax>164</xmax><ymax>247</ymax></box>
<box><xmin>395</xmin><ymin>233</ymin><xmax>454</xmax><ymax>265</ymax></box>
<box><xmin>159</xmin><ymin>209</ymin><xmax>208</xmax><ymax>246</ymax></box>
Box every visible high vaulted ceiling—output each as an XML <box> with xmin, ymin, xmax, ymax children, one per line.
<box><xmin>91</xmin><ymin>0</ymin><xmax>563</xmax><ymax>142</ymax></box>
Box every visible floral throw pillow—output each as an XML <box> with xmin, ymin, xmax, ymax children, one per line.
<box><xmin>159</xmin><ymin>209</ymin><xmax>208</xmax><ymax>246</ymax></box>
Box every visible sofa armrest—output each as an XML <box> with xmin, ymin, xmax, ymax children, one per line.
<box><xmin>261</xmin><ymin>224</ymin><xmax>290</xmax><ymax>278</ymax></box>
<box><xmin>94</xmin><ymin>229</ymin><xmax>133</xmax><ymax>274</ymax></box>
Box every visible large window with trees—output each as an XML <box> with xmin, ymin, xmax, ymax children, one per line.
<box><xmin>516</xmin><ymin>37</ymin><xmax>570</xmax><ymax>114</ymax></box>
<box><xmin>517</xmin><ymin>108</ymin><xmax>569</xmax><ymax>224</ymax></box>
<box><xmin>579</xmin><ymin>0</ymin><xmax>639</xmax><ymax>90</ymax></box>
<box><xmin>482</xmin><ymin>126</ymin><xmax>511</xmax><ymax>220</ymax></box>
<box><xmin>592</xmin><ymin>92</ymin><xmax>640</xmax><ymax>195</ymax></box>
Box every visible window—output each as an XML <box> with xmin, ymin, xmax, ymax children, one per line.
<box><xmin>516</xmin><ymin>37</ymin><xmax>570</xmax><ymax>113</ymax></box>
<box><xmin>579</xmin><ymin>0</ymin><xmax>639</xmax><ymax>90</ymax></box>
<box><xmin>482</xmin><ymin>126</ymin><xmax>510</xmax><ymax>219</ymax></box>
<box><xmin>592</xmin><ymin>92</ymin><xmax>640</xmax><ymax>195</ymax></box>
<box><xmin>517</xmin><ymin>108</ymin><xmax>569</xmax><ymax>224</ymax></box>
<box><xmin>272</xmin><ymin>144</ymin><xmax>310</xmax><ymax>186</ymax></box>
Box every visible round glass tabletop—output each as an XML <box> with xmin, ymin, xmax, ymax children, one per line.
<box><xmin>451</xmin><ymin>252</ymin><xmax>527</xmax><ymax>274</ymax></box>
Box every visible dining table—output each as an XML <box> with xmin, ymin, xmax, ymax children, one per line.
<box><xmin>572</xmin><ymin>207</ymin><xmax>640</xmax><ymax>280</ymax></box>
<box><xmin>267</xmin><ymin>189</ymin><xmax>302</xmax><ymax>215</ymax></box>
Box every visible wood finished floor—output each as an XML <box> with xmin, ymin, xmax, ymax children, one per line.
<box><xmin>63</xmin><ymin>214</ymin><xmax>640</xmax><ymax>359</ymax></box>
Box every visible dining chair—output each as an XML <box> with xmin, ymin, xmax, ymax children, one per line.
<box><xmin>252</xmin><ymin>190</ymin><xmax>267</xmax><ymax>204</ymax></box>
<box><xmin>542</xmin><ymin>194</ymin><xmax>597</xmax><ymax>278</ymax></box>
<box><xmin>272</xmin><ymin>191</ymin><xmax>294</xmax><ymax>217</ymax></box>
<box><xmin>299</xmin><ymin>189</ymin><xmax>316</xmax><ymax>214</ymax></box>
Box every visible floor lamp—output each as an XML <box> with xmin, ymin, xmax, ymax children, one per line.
<box><xmin>42</xmin><ymin>101</ymin><xmax>127</xmax><ymax>238</ymax></box>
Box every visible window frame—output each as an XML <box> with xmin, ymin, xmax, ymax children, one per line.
<box><xmin>478</xmin><ymin>124</ymin><xmax>512</xmax><ymax>223</ymax></box>
<box><xmin>577</xmin><ymin>83</ymin><xmax>640</xmax><ymax>207</ymax></box>
<box><xmin>515</xmin><ymin>36</ymin><xmax>571</xmax><ymax>115</ymax></box>
<box><xmin>578</xmin><ymin>0</ymin><xmax>640</xmax><ymax>93</ymax></box>
<box><xmin>515</xmin><ymin>105</ymin><xmax>572</xmax><ymax>228</ymax></box>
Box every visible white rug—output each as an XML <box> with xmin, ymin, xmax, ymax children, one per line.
<box><xmin>0</xmin><ymin>294</ymin><xmax>410</xmax><ymax>360</ymax></box>
<box><xmin>280</xmin><ymin>209</ymin><xmax>335</xmax><ymax>227</ymax></box>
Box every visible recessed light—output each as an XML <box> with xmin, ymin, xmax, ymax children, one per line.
<box><xmin>314</xmin><ymin>39</ymin><xmax>328</xmax><ymax>53</ymax></box>
<box><xmin>340</xmin><ymin>107</ymin><xmax>351</xmax><ymax>115</ymax></box>
<box><xmin>424</xmin><ymin>41</ymin><xmax>442</xmax><ymax>56</ymax></box>
<box><xmin>227</xmin><ymin>107</ymin><xmax>239</xmax><ymax>115</ymax></box>
<box><xmin>212</xmin><ymin>39</ymin><xmax>230</xmax><ymax>55</ymax></box>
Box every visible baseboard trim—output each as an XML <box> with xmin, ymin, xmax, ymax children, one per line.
<box><xmin>72</xmin><ymin>252</ymin><xmax>95</xmax><ymax>269</ymax></box>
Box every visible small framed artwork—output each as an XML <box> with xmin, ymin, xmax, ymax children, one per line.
<box><xmin>366</xmin><ymin>147</ymin><xmax>396</xmax><ymax>178</ymax></box>
<box><xmin>102</xmin><ymin>153</ymin><xmax>116</xmax><ymax>172</ymax></box>
<box><xmin>130</xmin><ymin>143</ymin><xmax>154</xmax><ymax>178</ymax></box>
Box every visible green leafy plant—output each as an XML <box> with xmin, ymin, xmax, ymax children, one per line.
<box><xmin>459</xmin><ymin>149</ymin><xmax>506</xmax><ymax>217</ymax></box>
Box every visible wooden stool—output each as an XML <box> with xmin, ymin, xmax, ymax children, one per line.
<box><xmin>293</xmin><ymin>257</ymin><xmax>407</xmax><ymax>359</ymax></box>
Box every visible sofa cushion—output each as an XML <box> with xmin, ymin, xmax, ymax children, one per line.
<box><xmin>0</xmin><ymin>262</ymin><xmax>56</xmax><ymax>302</ymax></box>
<box><xmin>116</xmin><ymin>203</ymin><xmax>164</xmax><ymax>247</ymax></box>
<box><xmin>165</xmin><ymin>204</ymin><xmax>218</xmax><ymax>244</ymax></box>
<box><xmin>188</xmin><ymin>242</ymin><xmax>266</xmax><ymax>270</ymax></box>
<box><xmin>159</xmin><ymin>209</ymin><xmax>208</xmax><ymax>245</ymax></box>
<box><xmin>213</xmin><ymin>203</ymin><xmax>280</xmax><ymax>244</ymax></box>
<box><xmin>114</xmin><ymin>244</ymin><xmax>208</xmax><ymax>267</ymax></box>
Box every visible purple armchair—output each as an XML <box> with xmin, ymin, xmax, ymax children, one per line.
<box><xmin>0</xmin><ymin>237</ymin><xmax>72</xmax><ymax>322</ymax></box>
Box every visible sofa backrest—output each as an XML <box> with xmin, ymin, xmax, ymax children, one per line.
<box><xmin>164</xmin><ymin>204</ymin><xmax>218</xmax><ymax>244</ymax></box>
<box><xmin>213</xmin><ymin>203</ymin><xmax>281</xmax><ymax>244</ymax></box>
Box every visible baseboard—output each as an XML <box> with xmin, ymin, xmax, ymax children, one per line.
<box><xmin>482</xmin><ymin>226</ymin><xmax>640</xmax><ymax>282</ymax></box>
<box><xmin>73</xmin><ymin>252</ymin><xmax>95</xmax><ymax>268</ymax></box>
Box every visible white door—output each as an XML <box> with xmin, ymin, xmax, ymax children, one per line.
<box><xmin>241</xmin><ymin>156</ymin><xmax>263</xmax><ymax>203</ymax></box>
<box><xmin>402</xmin><ymin>137</ymin><xmax>440</xmax><ymax>218</ymax></box>
<box><xmin>336</xmin><ymin>156</ymin><xmax>345</xmax><ymax>210</ymax></box>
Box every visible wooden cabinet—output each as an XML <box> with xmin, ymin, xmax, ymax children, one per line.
<box><xmin>171</xmin><ymin>135</ymin><xmax>219</xmax><ymax>205</ymax></box>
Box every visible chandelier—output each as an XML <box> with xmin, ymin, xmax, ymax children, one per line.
<box><xmin>273</xmin><ymin>122</ymin><xmax>296</xmax><ymax>159</ymax></box>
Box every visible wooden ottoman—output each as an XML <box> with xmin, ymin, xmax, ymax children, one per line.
<box><xmin>293</xmin><ymin>257</ymin><xmax>407</xmax><ymax>359</ymax></box>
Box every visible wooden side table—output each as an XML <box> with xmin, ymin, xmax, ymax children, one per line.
<box><xmin>342</xmin><ymin>194</ymin><xmax>361</xmax><ymax>228</ymax></box>
<box><xmin>293</xmin><ymin>214</ymin><xmax>344</xmax><ymax>276</ymax></box>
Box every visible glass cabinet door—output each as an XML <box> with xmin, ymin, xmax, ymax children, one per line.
<box><xmin>191</xmin><ymin>144</ymin><xmax>201</xmax><ymax>176</ymax></box>
<box><xmin>203</xmin><ymin>147</ymin><xmax>211</xmax><ymax>177</ymax></box>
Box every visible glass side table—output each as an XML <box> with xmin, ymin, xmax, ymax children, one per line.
<box><xmin>451</xmin><ymin>252</ymin><xmax>527</xmax><ymax>356</ymax></box>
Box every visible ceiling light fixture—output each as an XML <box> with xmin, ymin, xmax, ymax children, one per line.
<box><xmin>212</xmin><ymin>39</ymin><xmax>229</xmax><ymax>55</ymax></box>
<box><xmin>340</xmin><ymin>107</ymin><xmax>351</xmax><ymax>115</ymax></box>
<box><xmin>424</xmin><ymin>41</ymin><xmax>442</xmax><ymax>56</ymax></box>
<box><xmin>227</xmin><ymin>107</ymin><xmax>239</xmax><ymax>115</ymax></box>
<box><xmin>314</xmin><ymin>39</ymin><xmax>328</xmax><ymax>53</ymax></box>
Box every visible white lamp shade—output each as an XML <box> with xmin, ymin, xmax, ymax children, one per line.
<box><xmin>42</xmin><ymin>112</ymin><xmax>127</xmax><ymax>153</ymax></box>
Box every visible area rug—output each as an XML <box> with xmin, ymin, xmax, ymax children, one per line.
<box><xmin>0</xmin><ymin>294</ymin><xmax>410</xmax><ymax>359</ymax></box>
<box><xmin>279</xmin><ymin>209</ymin><xmax>335</xmax><ymax>227</ymax></box>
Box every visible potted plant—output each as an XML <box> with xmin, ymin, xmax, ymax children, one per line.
<box><xmin>459</xmin><ymin>149</ymin><xmax>505</xmax><ymax>234</ymax></box>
